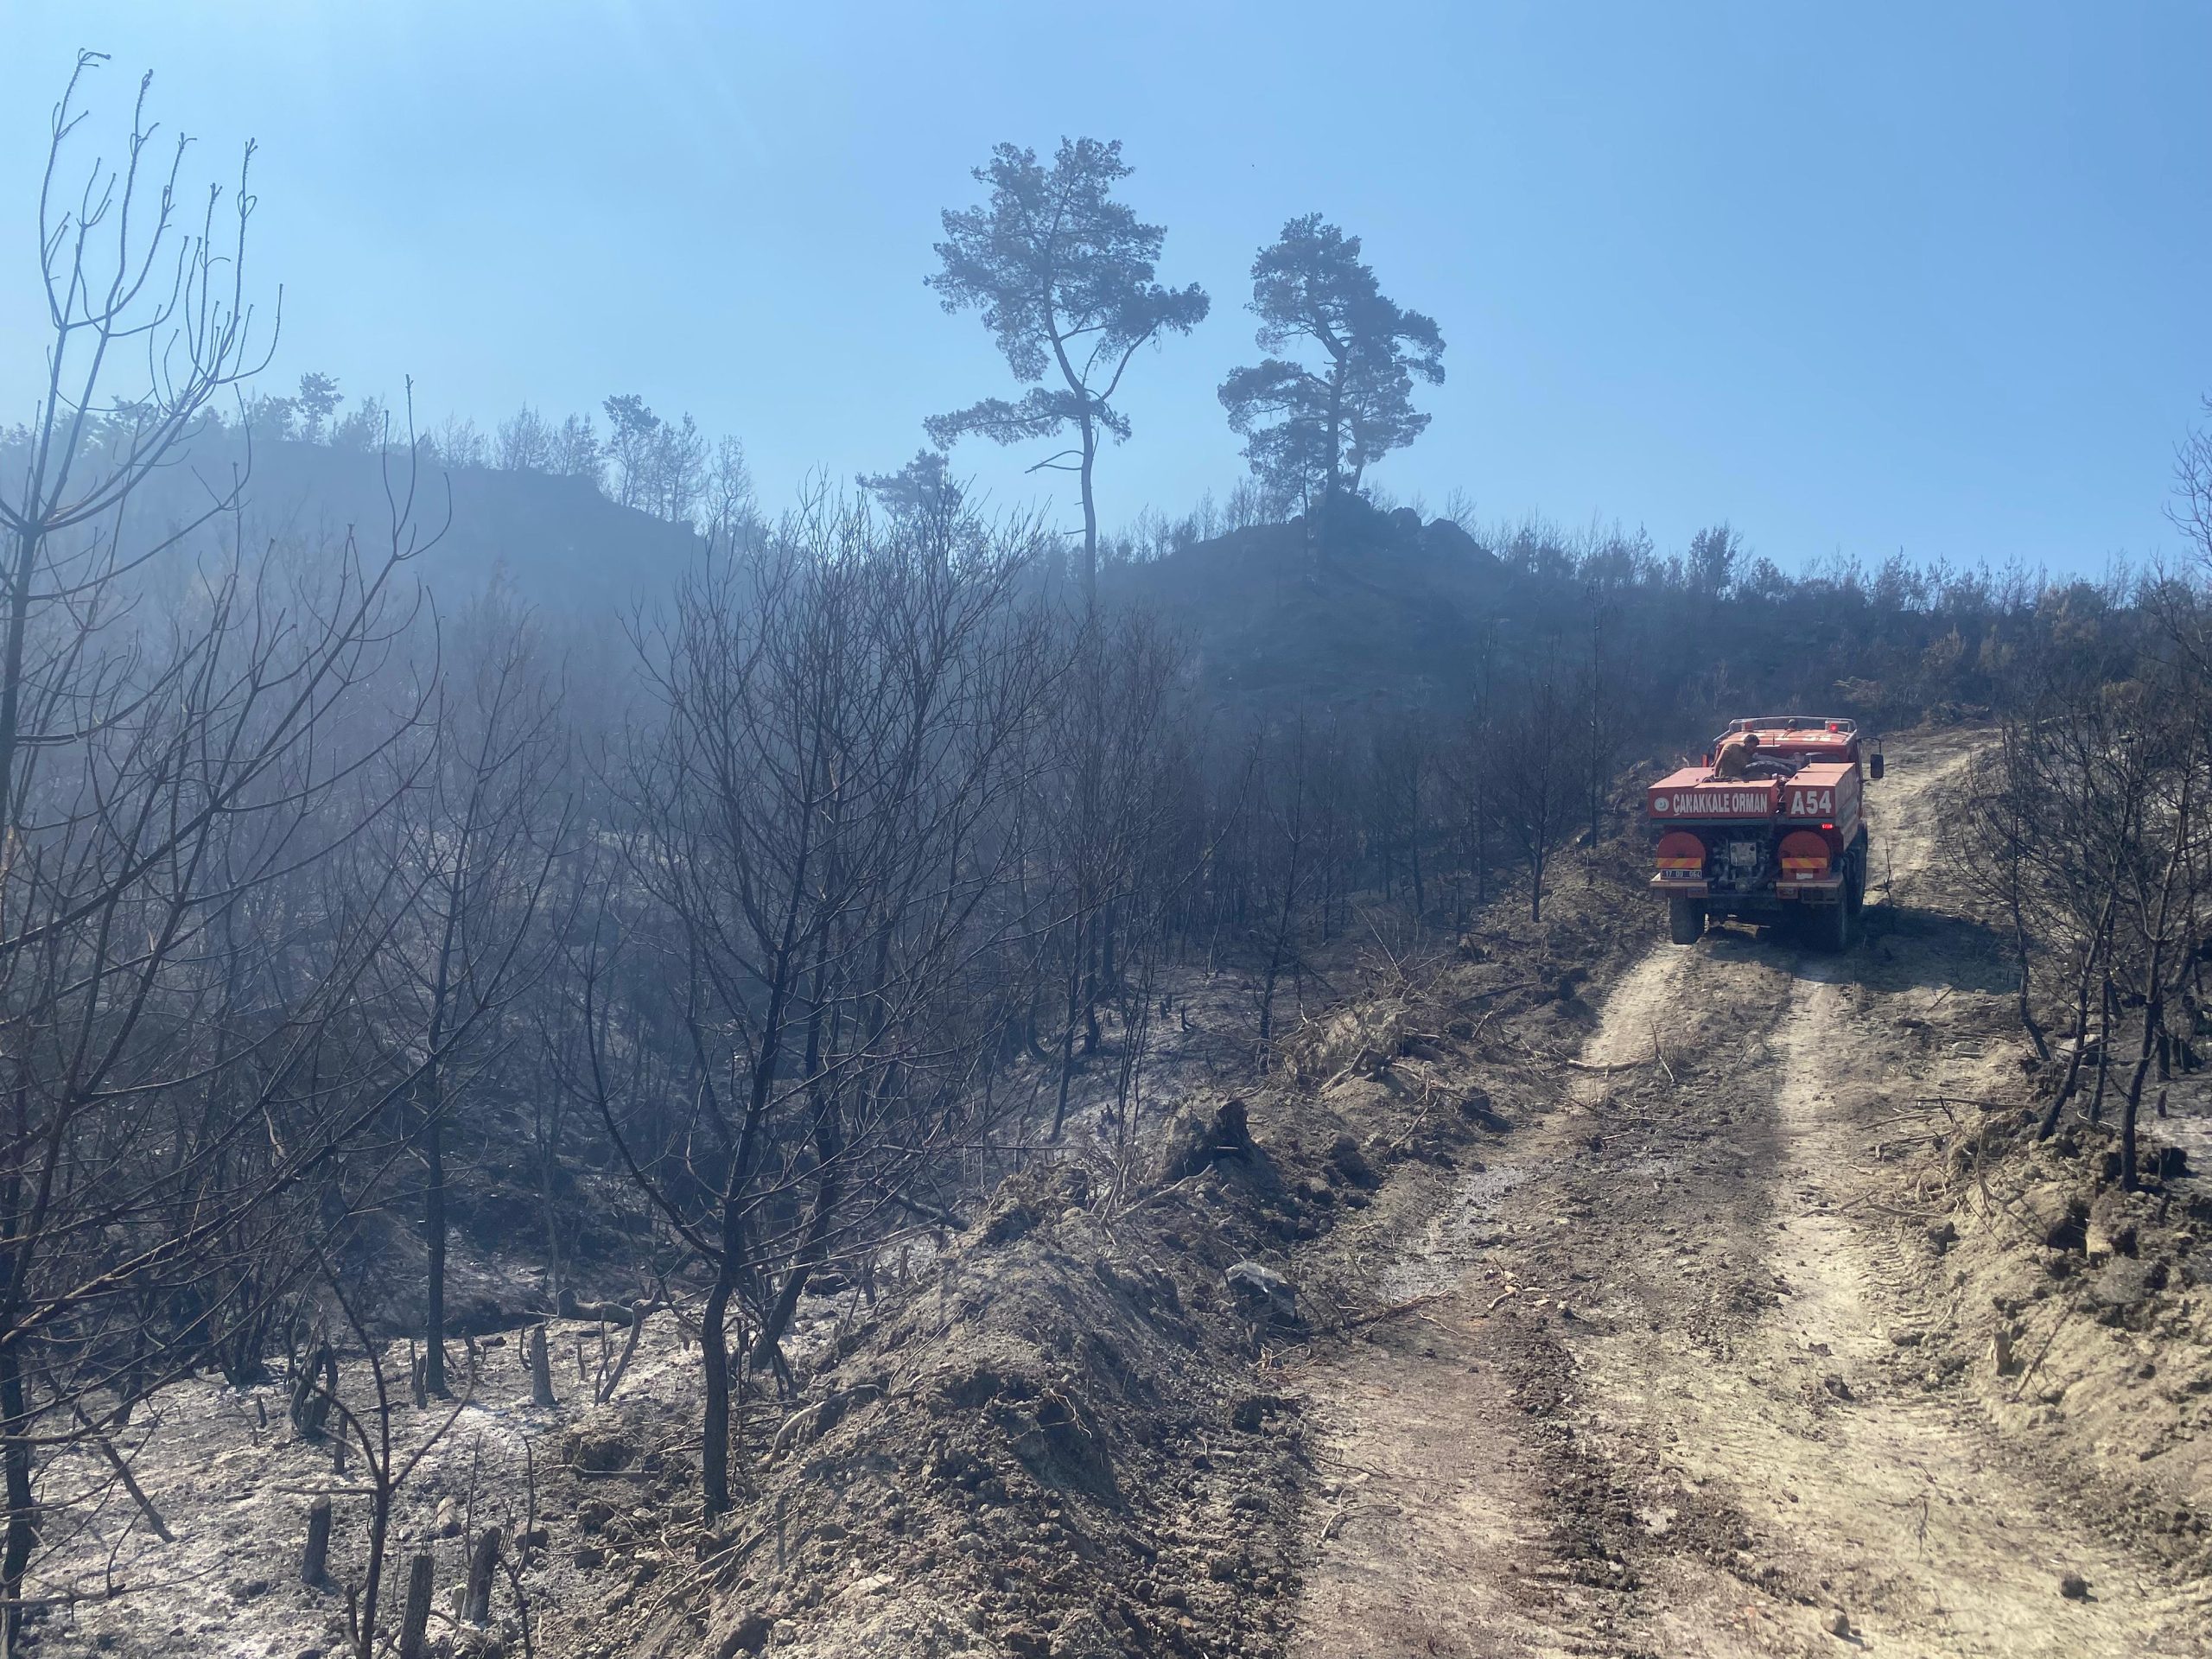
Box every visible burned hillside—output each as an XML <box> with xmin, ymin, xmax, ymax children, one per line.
<box><xmin>3</xmin><ymin>31</ymin><xmax>2211</xmax><ymax>1659</ymax></box>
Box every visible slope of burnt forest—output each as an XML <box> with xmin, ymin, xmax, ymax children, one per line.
<box><xmin>106</xmin><ymin>426</ymin><xmax>2051</xmax><ymax>739</ymax></box>
<box><xmin>117</xmin><ymin>436</ymin><xmax>708</xmax><ymax>615</ymax></box>
<box><xmin>1106</xmin><ymin>496</ymin><xmax>2058</xmax><ymax>734</ymax></box>
<box><xmin>19</xmin><ymin>851</ymin><xmax>1651</xmax><ymax>1659</ymax></box>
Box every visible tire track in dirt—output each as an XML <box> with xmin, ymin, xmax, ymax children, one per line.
<box><xmin>1285</xmin><ymin>734</ymin><xmax>2212</xmax><ymax>1658</ymax></box>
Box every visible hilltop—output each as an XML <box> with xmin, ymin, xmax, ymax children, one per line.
<box><xmin>1110</xmin><ymin>503</ymin><xmax>1509</xmax><ymax>709</ymax></box>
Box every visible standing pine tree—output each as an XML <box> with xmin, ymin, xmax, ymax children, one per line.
<box><xmin>1217</xmin><ymin>214</ymin><xmax>1445</xmax><ymax>550</ymax></box>
<box><xmin>925</xmin><ymin>138</ymin><xmax>1208</xmax><ymax>600</ymax></box>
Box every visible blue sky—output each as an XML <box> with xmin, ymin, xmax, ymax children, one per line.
<box><xmin>3</xmin><ymin>1</ymin><xmax>2209</xmax><ymax>575</ymax></box>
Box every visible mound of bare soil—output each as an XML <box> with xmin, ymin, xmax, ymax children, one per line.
<box><xmin>644</xmin><ymin>1160</ymin><xmax>1311</xmax><ymax>1659</ymax></box>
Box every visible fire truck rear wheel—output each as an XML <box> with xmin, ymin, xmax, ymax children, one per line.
<box><xmin>1814</xmin><ymin>854</ymin><xmax>1862</xmax><ymax>952</ymax></box>
<box><xmin>1669</xmin><ymin>895</ymin><xmax>1706</xmax><ymax>945</ymax></box>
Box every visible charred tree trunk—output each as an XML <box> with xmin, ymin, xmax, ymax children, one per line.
<box><xmin>302</xmin><ymin>1497</ymin><xmax>333</xmax><ymax>1586</ymax></box>
<box><xmin>463</xmin><ymin>1526</ymin><xmax>500</xmax><ymax>1624</ymax></box>
<box><xmin>423</xmin><ymin>1107</ymin><xmax>448</xmax><ymax>1398</ymax></box>
<box><xmin>528</xmin><ymin>1324</ymin><xmax>555</xmax><ymax>1408</ymax></box>
<box><xmin>397</xmin><ymin>1549</ymin><xmax>433</xmax><ymax>1659</ymax></box>
<box><xmin>1050</xmin><ymin>947</ymin><xmax>1082</xmax><ymax>1142</ymax></box>
<box><xmin>0</xmin><ymin>1347</ymin><xmax>33</xmax><ymax>1658</ymax></box>
<box><xmin>2008</xmin><ymin>883</ymin><xmax>2051</xmax><ymax>1065</ymax></box>
<box><xmin>700</xmin><ymin>1268</ymin><xmax>735</xmax><ymax>1516</ymax></box>
<box><xmin>2041</xmin><ymin>924</ymin><xmax>2111</xmax><ymax>1139</ymax></box>
<box><xmin>2087</xmin><ymin>976</ymin><xmax>2116</xmax><ymax>1124</ymax></box>
<box><xmin>747</xmin><ymin>1166</ymin><xmax>837</xmax><ymax>1370</ymax></box>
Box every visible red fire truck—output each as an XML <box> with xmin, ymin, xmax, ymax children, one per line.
<box><xmin>1647</xmin><ymin>716</ymin><xmax>1883</xmax><ymax>950</ymax></box>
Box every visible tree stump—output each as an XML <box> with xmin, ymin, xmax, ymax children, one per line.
<box><xmin>530</xmin><ymin>1324</ymin><xmax>556</xmax><ymax>1407</ymax></box>
<box><xmin>463</xmin><ymin>1524</ymin><xmax>501</xmax><ymax>1624</ymax></box>
<box><xmin>291</xmin><ymin>1342</ymin><xmax>337</xmax><ymax>1440</ymax></box>
<box><xmin>398</xmin><ymin>1549</ymin><xmax>433</xmax><ymax>1659</ymax></box>
<box><xmin>301</xmin><ymin>1497</ymin><xmax>333</xmax><ymax>1586</ymax></box>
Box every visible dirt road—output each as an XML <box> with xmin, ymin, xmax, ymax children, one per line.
<box><xmin>1285</xmin><ymin>734</ymin><xmax>2212</xmax><ymax>1657</ymax></box>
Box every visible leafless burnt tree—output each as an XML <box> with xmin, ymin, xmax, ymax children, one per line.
<box><xmin>581</xmin><ymin>494</ymin><xmax>1052</xmax><ymax>1514</ymax></box>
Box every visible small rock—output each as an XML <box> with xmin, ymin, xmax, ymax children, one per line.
<box><xmin>572</xmin><ymin>1544</ymin><xmax>606</xmax><ymax>1571</ymax></box>
<box><xmin>563</xmin><ymin>1422</ymin><xmax>634</xmax><ymax>1475</ymax></box>
<box><xmin>1224</xmin><ymin>1261</ymin><xmax>1297</xmax><ymax>1323</ymax></box>
<box><xmin>1460</xmin><ymin>1094</ymin><xmax>1513</xmax><ymax>1133</ymax></box>
<box><xmin>2090</xmin><ymin>1257</ymin><xmax>2164</xmax><ymax>1317</ymax></box>
<box><xmin>1888</xmin><ymin>1328</ymin><xmax>1923</xmax><ymax>1347</ymax></box>
<box><xmin>1158</xmin><ymin>1097</ymin><xmax>1254</xmax><ymax>1181</ymax></box>
<box><xmin>2059</xmin><ymin>1571</ymin><xmax>2089</xmax><ymax>1599</ymax></box>
<box><xmin>1821</xmin><ymin>1374</ymin><xmax>1853</xmax><ymax>1402</ymax></box>
<box><xmin>1230</xmin><ymin>1395</ymin><xmax>1283</xmax><ymax>1433</ymax></box>
<box><xmin>1327</xmin><ymin>1134</ymin><xmax>1378</xmax><ymax>1186</ymax></box>
<box><xmin>2024</xmin><ymin>1187</ymin><xmax>2088</xmax><ymax>1250</ymax></box>
<box><xmin>433</xmin><ymin>1497</ymin><xmax>464</xmax><ymax>1538</ymax></box>
<box><xmin>718</xmin><ymin>1614</ymin><xmax>774</xmax><ymax>1657</ymax></box>
<box><xmin>1047</xmin><ymin>1607</ymin><xmax>1121</xmax><ymax>1659</ymax></box>
<box><xmin>1825</xmin><ymin>1607</ymin><xmax>1852</xmax><ymax>1637</ymax></box>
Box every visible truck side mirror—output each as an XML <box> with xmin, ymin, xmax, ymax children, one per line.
<box><xmin>1869</xmin><ymin>752</ymin><xmax>1885</xmax><ymax>781</ymax></box>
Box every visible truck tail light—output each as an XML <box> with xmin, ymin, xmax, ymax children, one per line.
<box><xmin>1779</xmin><ymin>829</ymin><xmax>1831</xmax><ymax>878</ymax></box>
<box><xmin>1655</xmin><ymin>830</ymin><xmax>1705</xmax><ymax>872</ymax></box>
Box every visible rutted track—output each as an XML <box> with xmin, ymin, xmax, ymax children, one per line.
<box><xmin>1285</xmin><ymin>733</ymin><xmax>2212</xmax><ymax>1657</ymax></box>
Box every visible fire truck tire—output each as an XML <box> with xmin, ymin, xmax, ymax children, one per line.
<box><xmin>1669</xmin><ymin>896</ymin><xmax>1706</xmax><ymax>944</ymax></box>
<box><xmin>1814</xmin><ymin>854</ymin><xmax>1862</xmax><ymax>952</ymax></box>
